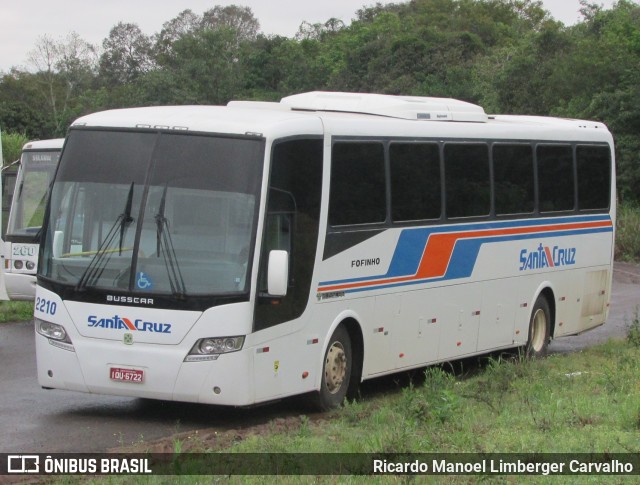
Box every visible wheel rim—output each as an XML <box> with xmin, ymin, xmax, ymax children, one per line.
<box><xmin>324</xmin><ymin>341</ymin><xmax>347</xmax><ymax>394</ymax></box>
<box><xmin>531</xmin><ymin>308</ymin><xmax>547</xmax><ymax>352</ymax></box>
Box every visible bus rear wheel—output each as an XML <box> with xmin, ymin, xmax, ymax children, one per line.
<box><xmin>317</xmin><ymin>326</ymin><xmax>352</xmax><ymax>411</ymax></box>
<box><xmin>526</xmin><ymin>296</ymin><xmax>551</xmax><ymax>358</ymax></box>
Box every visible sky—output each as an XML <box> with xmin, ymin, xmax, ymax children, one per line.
<box><xmin>0</xmin><ymin>0</ymin><xmax>621</xmax><ymax>73</ymax></box>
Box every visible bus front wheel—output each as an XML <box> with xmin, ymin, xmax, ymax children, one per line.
<box><xmin>526</xmin><ymin>296</ymin><xmax>551</xmax><ymax>358</ymax></box>
<box><xmin>317</xmin><ymin>326</ymin><xmax>352</xmax><ymax>410</ymax></box>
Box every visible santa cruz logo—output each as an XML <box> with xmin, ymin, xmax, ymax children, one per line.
<box><xmin>87</xmin><ymin>314</ymin><xmax>172</xmax><ymax>333</ymax></box>
<box><xmin>519</xmin><ymin>243</ymin><xmax>576</xmax><ymax>271</ymax></box>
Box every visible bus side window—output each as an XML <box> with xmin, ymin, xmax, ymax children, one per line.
<box><xmin>493</xmin><ymin>144</ymin><xmax>535</xmax><ymax>216</ymax></box>
<box><xmin>389</xmin><ymin>142</ymin><xmax>441</xmax><ymax>222</ymax></box>
<box><xmin>254</xmin><ymin>138</ymin><xmax>323</xmax><ymax>331</ymax></box>
<box><xmin>576</xmin><ymin>145</ymin><xmax>611</xmax><ymax>211</ymax></box>
<box><xmin>329</xmin><ymin>142</ymin><xmax>386</xmax><ymax>226</ymax></box>
<box><xmin>259</xmin><ymin>189</ymin><xmax>295</xmax><ymax>293</ymax></box>
<box><xmin>537</xmin><ymin>145</ymin><xmax>574</xmax><ymax>213</ymax></box>
<box><xmin>444</xmin><ymin>143</ymin><xmax>490</xmax><ymax>219</ymax></box>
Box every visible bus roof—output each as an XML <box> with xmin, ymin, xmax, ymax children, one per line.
<box><xmin>278</xmin><ymin>91</ymin><xmax>488</xmax><ymax>122</ymax></box>
<box><xmin>69</xmin><ymin>92</ymin><xmax>612</xmax><ymax>144</ymax></box>
<box><xmin>71</xmin><ymin>105</ymin><xmax>326</xmax><ymax>139</ymax></box>
<box><xmin>22</xmin><ymin>138</ymin><xmax>65</xmax><ymax>151</ymax></box>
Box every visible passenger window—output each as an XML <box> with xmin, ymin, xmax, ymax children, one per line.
<box><xmin>390</xmin><ymin>143</ymin><xmax>441</xmax><ymax>222</ymax></box>
<box><xmin>537</xmin><ymin>145</ymin><xmax>574</xmax><ymax>212</ymax></box>
<box><xmin>493</xmin><ymin>144</ymin><xmax>535</xmax><ymax>215</ymax></box>
<box><xmin>444</xmin><ymin>143</ymin><xmax>490</xmax><ymax>218</ymax></box>
<box><xmin>576</xmin><ymin>145</ymin><xmax>611</xmax><ymax>211</ymax></box>
<box><xmin>329</xmin><ymin>142</ymin><xmax>386</xmax><ymax>226</ymax></box>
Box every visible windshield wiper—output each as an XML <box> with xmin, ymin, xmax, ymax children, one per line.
<box><xmin>76</xmin><ymin>182</ymin><xmax>135</xmax><ymax>290</ymax></box>
<box><xmin>155</xmin><ymin>184</ymin><xmax>186</xmax><ymax>297</ymax></box>
<box><xmin>119</xmin><ymin>182</ymin><xmax>135</xmax><ymax>255</ymax></box>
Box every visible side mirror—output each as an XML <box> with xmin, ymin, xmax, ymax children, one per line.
<box><xmin>52</xmin><ymin>231</ymin><xmax>64</xmax><ymax>258</ymax></box>
<box><xmin>267</xmin><ymin>250</ymin><xmax>289</xmax><ymax>297</ymax></box>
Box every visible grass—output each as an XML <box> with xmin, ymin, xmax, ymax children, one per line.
<box><xmin>615</xmin><ymin>202</ymin><xmax>640</xmax><ymax>262</ymax></box>
<box><xmin>59</xmin><ymin>337</ymin><xmax>640</xmax><ymax>484</ymax></box>
<box><xmin>0</xmin><ymin>300</ymin><xmax>33</xmax><ymax>322</ymax></box>
<box><xmin>627</xmin><ymin>307</ymin><xmax>640</xmax><ymax>348</ymax></box>
<box><xmin>294</xmin><ymin>346</ymin><xmax>637</xmax><ymax>455</ymax></box>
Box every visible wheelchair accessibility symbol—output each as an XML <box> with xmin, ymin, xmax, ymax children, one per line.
<box><xmin>136</xmin><ymin>272</ymin><xmax>153</xmax><ymax>290</ymax></box>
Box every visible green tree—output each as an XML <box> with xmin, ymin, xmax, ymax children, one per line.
<box><xmin>152</xmin><ymin>28</ymin><xmax>244</xmax><ymax>104</ymax></box>
<box><xmin>0</xmin><ymin>70</ymin><xmax>50</xmax><ymax>138</ymax></box>
<box><xmin>100</xmin><ymin>22</ymin><xmax>154</xmax><ymax>85</ymax></box>
<box><xmin>154</xmin><ymin>9</ymin><xmax>201</xmax><ymax>61</ymax></box>
<box><xmin>201</xmin><ymin>5</ymin><xmax>260</xmax><ymax>42</ymax></box>
<box><xmin>243</xmin><ymin>35</ymin><xmax>329</xmax><ymax>99</ymax></box>
<box><xmin>26</xmin><ymin>32</ymin><xmax>96</xmax><ymax>136</ymax></box>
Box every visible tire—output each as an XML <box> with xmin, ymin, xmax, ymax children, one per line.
<box><xmin>526</xmin><ymin>295</ymin><xmax>551</xmax><ymax>358</ymax></box>
<box><xmin>317</xmin><ymin>326</ymin><xmax>352</xmax><ymax>411</ymax></box>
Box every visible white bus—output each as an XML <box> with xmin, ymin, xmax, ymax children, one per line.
<box><xmin>0</xmin><ymin>127</ymin><xmax>5</xmax><ymax>300</ymax></box>
<box><xmin>34</xmin><ymin>92</ymin><xmax>614</xmax><ymax>409</ymax></box>
<box><xmin>2</xmin><ymin>139</ymin><xmax>64</xmax><ymax>300</ymax></box>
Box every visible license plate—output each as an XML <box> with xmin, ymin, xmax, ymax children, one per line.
<box><xmin>110</xmin><ymin>367</ymin><xmax>144</xmax><ymax>383</ymax></box>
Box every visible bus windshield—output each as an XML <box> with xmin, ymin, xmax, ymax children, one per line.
<box><xmin>7</xmin><ymin>148</ymin><xmax>60</xmax><ymax>237</ymax></box>
<box><xmin>40</xmin><ymin>129</ymin><xmax>264</xmax><ymax>297</ymax></box>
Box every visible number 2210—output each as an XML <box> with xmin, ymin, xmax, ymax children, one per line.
<box><xmin>35</xmin><ymin>297</ymin><xmax>57</xmax><ymax>315</ymax></box>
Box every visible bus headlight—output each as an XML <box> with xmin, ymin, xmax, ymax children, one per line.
<box><xmin>185</xmin><ymin>336</ymin><xmax>245</xmax><ymax>362</ymax></box>
<box><xmin>35</xmin><ymin>318</ymin><xmax>73</xmax><ymax>344</ymax></box>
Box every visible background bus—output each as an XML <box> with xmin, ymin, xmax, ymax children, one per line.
<box><xmin>0</xmin><ymin>128</ymin><xmax>5</xmax><ymax>300</ymax></box>
<box><xmin>34</xmin><ymin>92</ymin><xmax>614</xmax><ymax>409</ymax></box>
<box><xmin>2</xmin><ymin>139</ymin><xmax>64</xmax><ymax>300</ymax></box>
